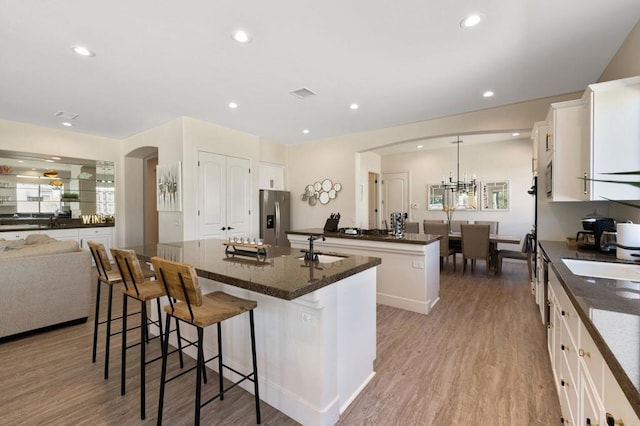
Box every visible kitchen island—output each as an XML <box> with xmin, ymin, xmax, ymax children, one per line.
<box><xmin>132</xmin><ymin>239</ymin><xmax>381</xmax><ymax>426</ymax></box>
<box><xmin>287</xmin><ymin>229</ymin><xmax>441</xmax><ymax>315</ymax></box>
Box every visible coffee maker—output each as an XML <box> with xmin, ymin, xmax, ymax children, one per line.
<box><xmin>576</xmin><ymin>216</ymin><xmax>615</xmax><ymax>251</ymax></box>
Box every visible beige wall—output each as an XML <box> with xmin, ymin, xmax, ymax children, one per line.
<box><xmin>287</xmin><ymin>92</ymin><xmax>579</xmax><ymax>230</ymax></box>
<box><xmin>599</xmin><ymin>19</ymin><xmax>640</xmax><ymax>82</ymax></box>
<box><xmin>381</xmin><ymin>138</ymin><xmax>534</xmax><ymax>239</ymax></box>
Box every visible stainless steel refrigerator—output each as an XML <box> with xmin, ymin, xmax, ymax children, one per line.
<box><xmin>259</xmin><ymin>190</ymin><xmax>291</xmax><ymax>246</ymax></box>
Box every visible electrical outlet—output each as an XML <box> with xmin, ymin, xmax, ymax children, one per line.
<box><xmin>301</xmin><ymin>311</ymin><xmax>317</xmax><ymax>327</ymax></box>
<box><xmin>410</xmin><ymin>203</ymin><xmax>419</xmax><ymax>209</ymax></box>
<box><xmin>412</xmin><ymin>260</ymin><xmax>424</xmax><ymax>269</ymax></box>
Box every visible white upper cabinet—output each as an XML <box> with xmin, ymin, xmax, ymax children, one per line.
<box><xmin>581</xmin><ymin>76</ymin><xmax>640</xmax><ymax>201</ymax></box>
<box><xmin>545</xmin><ymin>99</ymin><xmax>585</xmax><ymax>201</ymax></box>
<box><xmin>259</xmin><ymin>163</ymin><xmax>285</xmax><ymax>190</ymax></box>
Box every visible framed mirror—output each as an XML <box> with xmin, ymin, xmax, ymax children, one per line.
<box><xmin>427</xmin><ymin>184</ymin><xmax>447</xmax><ymax>210</ymax></box>
<box><xmin>452</xmin><ymin>188</ymin><xmax>478</xmax><ymax>211</ymax></box>
<box><xmin>481</xmin><ymin>180</ymin><xmax>509</xmax><ymax>211</ymax></box>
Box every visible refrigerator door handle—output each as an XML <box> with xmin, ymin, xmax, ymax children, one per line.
<box><xmin>275</xmin><ymin>200</ymin><xmax>281</xmax><ymax>240</ymax></box>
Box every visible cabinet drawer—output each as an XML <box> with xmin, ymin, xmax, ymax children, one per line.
<box><xmin>553</xmin><ymin>281</ymin><xmax>580</xmax><ymax>342</ymax></box>
<box><xmin>78</xmin><ymin>227</ymin><xmax>113</xmax><ymax>237</ymax></box>
<box><xmin>578</xmin><ymin>321</ymin><xmax>604</xmax><ymax>398</ymax></box>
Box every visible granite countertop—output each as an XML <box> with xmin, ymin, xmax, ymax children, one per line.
<box><xmin>538</xmin><ymin>241</ymin><xmax>640</xmax><ymax>416</ymax></box>
<box><xmin>287</xmin><ymin>228</ymin><xmax>442</xmax><ymax>245</ymax></box>
<box><xmin>0</xmin><ymin>218</ymin><xmax>114</xmax><ymax>231</ymax></box>
<box><xmin>130</xmin><ymin>239</ymin><xmax>381</xmax><ymax>301</ymax></box>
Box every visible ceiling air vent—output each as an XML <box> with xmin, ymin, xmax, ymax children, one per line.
<box><xmin>290</xmin><ymin>87</ymin><xmax>317</xmax><ymax>99</ymax></box>
<box><xmin>54</xmin><ymin>110</ymin><xmax>79</xmax><ymax>120</ymax></box>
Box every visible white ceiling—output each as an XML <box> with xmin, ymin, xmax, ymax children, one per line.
<box><xmin>369</xmin><ymin>132</ymin><xmax>531</xmax><ymax>155</ymax></box>
<box><xmin>0</xmin><ymin>1</ymin><xmax>638</xmax><ymax>145</ymax></box>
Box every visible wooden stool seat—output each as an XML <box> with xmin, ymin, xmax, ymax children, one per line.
<box><xmin>121</xmin><ymin>280</ymin><xmax>165</xmax><ymax>301</ymax></box>
<box><xmin>166</xmin><ymin>291</ymin><xmax>257</xmax><ymax>328</ymax></box>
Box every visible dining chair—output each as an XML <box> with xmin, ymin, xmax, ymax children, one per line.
<box><xmin>424</xmin><ymin>222</ymin><xmax>456</xmax><ymax>272</ymax></box>
<box><xmin>473</xmin><ymin>220</ymin><xmax>499</xmax><ymax>234</ymax></box>
<box><xmin>497</xmin><ymin>232</ymin><xmax>535</xmax><ymax>279</ymax></box>
<box><xmin>449</xmin><ymin>220</ymin><xmax>469</xmax><ymax>233</ymax></box>
<box><xmin>422</xmin><ymin>220</ymin><xmax>444</xmax><ymax>233</ymax></box>
<box><xmin>405</xmin><ymin>221</ymin><xmax>419</xmax><ymax>234</ymax></box>
<box><xmin>461</xmin><ymin>224</ymin><xmax>491</xmax><ymax>276</ymax></box>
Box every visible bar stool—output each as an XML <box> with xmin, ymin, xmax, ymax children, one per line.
<box><xmin>151</xmin><ymin>256</ymin><xmax>261</xmax><ymax>426</ymax></box>
<box><xmin>111</xmin><ymin>248</ymin><xmax>185</xmax><ymax>420</ymax></box>
<box><xmin>87</xmin><ymin>241</ymin><xmax>153</xmax><ymax>380</ymax></box>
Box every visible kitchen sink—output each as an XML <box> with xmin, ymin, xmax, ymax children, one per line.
<box><xmin>297</xmin><ymin>254</ymin><xmax>347</xmax><ymax>264</ymax></box>
<box><xmin>561</xmin><ymin>258</ymin><xmax>640</xmax><ymax>282</ymax></box>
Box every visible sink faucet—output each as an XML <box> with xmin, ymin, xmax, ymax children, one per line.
<box><xmin>303</xmin><ymin>234</ymin><xmax>326</xmax><ymax>261</ymax></box>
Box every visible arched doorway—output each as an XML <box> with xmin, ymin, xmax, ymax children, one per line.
<box><xmin>123</xmin><ymin>146</ymin><xmax>158</xmax><ymax>246</ymax></box>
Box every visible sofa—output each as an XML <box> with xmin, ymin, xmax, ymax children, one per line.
<box><xmin>0</xmin><ymin>234</ymin><xmax>92</xmax><ymax>340</ymax></box>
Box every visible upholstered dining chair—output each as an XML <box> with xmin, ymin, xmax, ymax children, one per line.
<box><xmin>405</xmin><ymin>221</ymin><xmax>419</xmax><ymax>233</ymax></box>
<box><xmin>424</xmin><ymin>222</ymin><xmax>456</xmax><ymax>272</ymax></box>
<box><xmin>473</xmin><ymin>220</ymin><xmax>499</xmax><ymax>234</ymax></box>
<box><xmin>423</xmin><ymin>220</ymin><xmax>444</xmax><ymax>233</ymax></box>
<box><xmin>449</xmin><ymin>220</ymin><xmax>469</xmax><ymax>233</ymax></box>
<box><xmin>497</xmin><ymin>232</ymin><xmax>535</xmax><ymax>279</ymax></box>
<box><xmin>461</xmin><ymin>224</ymin><xmax>491</xmax><ymax>277</ymax></box>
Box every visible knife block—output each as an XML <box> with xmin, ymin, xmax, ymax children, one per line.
<box><xmin>323</xmin><ymin>218</ymin><xmax>339</xmax><ymax>232</ymax></box>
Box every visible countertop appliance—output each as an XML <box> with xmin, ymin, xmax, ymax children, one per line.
<box><xmin>259</xmin><ymin>190</ymin><xmax>291</xmax><ymax>247</ymax></box>
<box><xmin>576</xmin><ymin>216</ymin><xmax>615</xmax><ymax>251</ymax></box>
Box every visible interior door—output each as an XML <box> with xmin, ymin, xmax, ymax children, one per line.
<box><xmin>199</xmin><ymin>151</ymin><xmax>226</xmax><ymax>239</ymax></box>
<box><xmin>382</xmin><ymin>171</ymin><xmax>409</xmax><ymax>222</ymax></box>
<box><xmin>225</xmin><ymin>155</ymin><xmax>251</xmax><ymax>238</ymax></box>
<box><xmin>198</xmin><ymin>151</ymin><xmax>251</xmax><ymax>239</ymax></box>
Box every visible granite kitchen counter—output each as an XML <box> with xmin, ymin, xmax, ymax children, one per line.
<box><xmin>539</xmin><ymin>241</ymin><xmax>640</xmax><ymax>417</ymax></box>
<box><xmin>130</xmin><ymin>238</ymin><xmax>381</xmax><ymax>301</ymax></box>
<box><xmin>287</xmin><ymin>228</ymin><xmax>441</xmax><ymax>245</ymax></box>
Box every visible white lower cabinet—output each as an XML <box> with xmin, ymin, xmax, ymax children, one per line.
<box><xmin>0</xmin><ymin>230</ymin><xmax>39</xmax><ymax>240</ymax></box>
<box><xmin>79</xmin><ymin>227</ymin><xmax>113</xmax><ymax>262</ymax></box>
<box><xmin>43</xmin><ymin>228</ymin><xmax>82</xmax><ymax>242</ymax></box>
<box><xmin>549</xmin><ymin>268</ymin><xmax>639</xmax><ymax>426</ymax></box>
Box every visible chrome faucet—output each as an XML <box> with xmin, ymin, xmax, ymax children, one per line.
<box><xmin>601</xmin><ymin>242</ymin><xmax>640</xmax><ymax>257</ymax></box>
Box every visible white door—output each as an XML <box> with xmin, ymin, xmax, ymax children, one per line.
<box><xmin>198</xmin><ymin>151</ymin><xmax>251</xmax><ymax>239</ymax></box>
<box><xmin>225</xmin><ymin>156</ymin><xmax>251</xmax><ymax>237</ymax></box>
<box><xmin>382</xmin><ymin>172</ymin><xmax>409</xmax><ymax>222</ymax></box>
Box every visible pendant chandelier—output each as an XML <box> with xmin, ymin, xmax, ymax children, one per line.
<box><xmin>441</xmin><ymin>136</ymin><xmax>477</xmax><ymax>194</ymax></box>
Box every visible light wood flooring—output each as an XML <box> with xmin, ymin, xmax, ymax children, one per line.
<box><xmin>0</xmin><ymin>261</ymin><xmax>560</xmax><ymax>425</ymax></box>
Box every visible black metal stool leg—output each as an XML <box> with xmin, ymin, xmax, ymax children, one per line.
<box><xmin>104</xmin><ymin>285</ymin><xmax>114</xmax><ymax>380</ymax></box>
<box><xmin>156</xmin><ymin>298</ymin><xmax>163</xmax><ymax>341</ymax></box>
<box><xmin>195</xmin><ymin>327</ymin><xmax>204</xmax><ymax>426</ymax></box>
<box><xmin>250</xmin><ymin>310</ymin><xmax>261</xmax><ymax>424</ymax></box>
<box><xmin>92</xmin><ymin>278</ymin><xmax>101</xmax><ymax>363</ymax></box>
<box><xmin>121</xmin><ymin>294</ymin><xmax>128</xmax><ymax>395</ymax></box>
<box><xmin>217</xmin><ymin>322</ymin><xmax>223</xmax><ymax>400</ymax></box>
<box><xmin>157</xmin><ymin>313</ymin><xmax>172</xmax><ymax>426</ymax></box>
<box><xmin>141</xmin><ymin>301</ymin><xmax>147</xmax><ymax>420</ymax></box>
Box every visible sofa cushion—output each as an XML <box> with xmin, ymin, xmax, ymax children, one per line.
<box><xmin>0</xmin><ymin>239</ymin><xmax>26</xmax><ymax>252</ymax></box>
<box><xmin>26</xmin><ymin>234</ymin><xmax>56</xmax><ymax>245</ymax></box>
<box><xmin>0</xmin><ymin>240</ymin><xmax>79</xmax><ymax>258</ymax></box>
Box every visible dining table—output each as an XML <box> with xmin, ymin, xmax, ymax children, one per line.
<box><xmin>448</xmin><ymin>232</ymin><xmax>521</xmax><ymax>245</ymax></box>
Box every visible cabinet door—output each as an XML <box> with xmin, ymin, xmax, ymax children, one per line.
<box><xmin>259</xmin><ymin>163</ymin><xmax>285</xmax><ymax>190</ymax></box>
<box><xmin>79</xmin><ymin>227</ymin><xmax>113</xmax><ymax>262</ymax></box>
<box><xmin>0</xmin><ymin>230</ymin><xmax>39</xmax><ymax>240</ymax></box>
<box><xmin>580</xmin><ymin>371</ymin><xmax>604</xmax><ymax>426</ymax></box>
<box><xmin>43</xmin><ymin>228</ymin><xmax>79</xmax><ymax>242</ymax></box>
<box><xmin>588</xmin><ymin>78</ymin><xmax>640</xmax><ymax>200</ymax></box>
<box><xmin>548</xmin><ymin>100</ymin><xmax>585</xmax><ymax>201</ymax></box>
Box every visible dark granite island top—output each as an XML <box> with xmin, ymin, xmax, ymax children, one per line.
<box><xmin>130</xmin><ymin>238</ymin><xmax>381</xmax><ymax>301</ymax></box>
<box><xmin>287</xmin><ymin>228</ymin><xmax>442</xmax><ymax>245</ymax></box>
<box><xmin>538</xmin><ymin>241</ymin><xmax>640</xmax><ymax>418</ymax></box>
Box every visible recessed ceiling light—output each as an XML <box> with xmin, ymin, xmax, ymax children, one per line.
<box><xmin>460</xmin><ymin>14</ymin><xmax>482</xmax><ymax>28</ymax></box>
<box><xmin>228</xmin><ymin>102</ymin><xmax>238</xmax><ymax>109</ymax></box>
<box><xmin>512</xmin><ymin>132</ymin><xmax>520</xmax><ymax>137</ymax></box>
<box><xmin>44</xmin><ymin>159</ymin><xmax>55</xmax><ymax>163</ymax></box>
<box><xmin>232</xmin><ymin>30</ymin><xmax>251</xmax><ymax>43</ymax></box>
<box><xmin>61</xmin><ymin>122</ymin><xmax>73</xmax><ymax>127</ymax></box>
<box><xmin>71</xmin><ymin>45</ymin><xmax>95</xmax><ymax>57</ymax></box>
<box><xmin>17</xmin><ymin>160</ymin><xmax>24</xmax><ymax>163</ymax></box>
<box><xmin>302</xmin><ymin>129</ymin><xmax>310</xmax><ymax>134</ymax></box>
<box><xmin>51</xmin><ymin>157</ymin><xmax>61</xmax><ymax>160</ymax></box>
<box><xmin>483</xmin><ymin>90</ymin><xmax>494</xmax><ymax>98</ymax></box>
<box><xmin>417</xmin><ymin>145</ymin><xmax>423</xmax><ymax>149</ymax></box>
<box><xmin>349</xmin><ymin>103</ymin><xmax>359</xmax><ymax>110</ymax></box>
